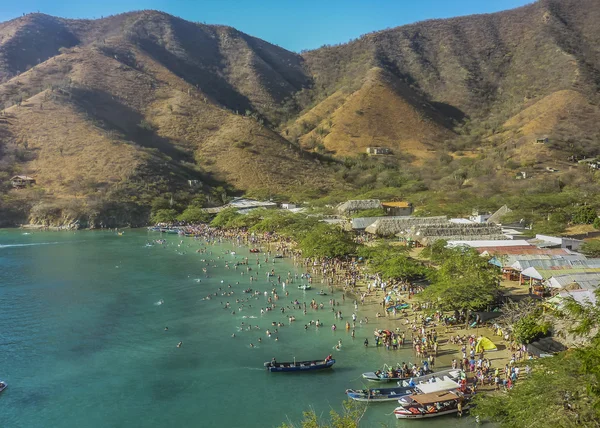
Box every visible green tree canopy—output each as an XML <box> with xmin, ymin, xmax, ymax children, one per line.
<box><xmin>210</xmin><ymin>208</ymin><xmax>242</xmax><ymax>228</ymax></box>
<box><xmin>150</xmin><ymin>208</ymin><xmax>178</xmax><ymax>224</ymax></box>
<box><xmin>177</xmin><ymin>206</ymin><xmax>210</xmax><ymax>224</ymax></box>
<box><xmin>580</xmin><ymin>239</ymin><xmax>600</xmax><ymax>258</ymax></box>
<box><xmin>572</xmin><ymin>205</ymin><xmax>598</xmax><ymax>225</ymax></box>
<box><xmin>420</xmin><ymin>247</ymin><xmax>500</xmax><ymax>314</ymax></box>
<box><xmin>298</xmin><ymin>224</ymin><xmax>356</xmax><ymax>258</ymax></box>
<box><xmin>474</xmin><ymin>289</ymin><xmax>600</xmax><ymax>427</ymax></box>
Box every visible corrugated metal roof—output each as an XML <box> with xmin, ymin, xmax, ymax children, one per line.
<box><xmin>548</xmin><ymin>273</ymin><xmax>600</xmax><ymax>289</ymax></box>
<box><xmin>523</xmin><ymin>267</ymin><xmax>600</xmax><ymax>280</ymax></box>
<box><xmin>351</xmin><ymin>217</ymin><xmax>382</xmax><ymax>230</ymax></box>
<box><xmin>448</xmin><ymin>240</ymin><xmax>528</xmax><ymax>248</ymax></box>
<box><xmin>479</xmin><ymin>247</ymin><xmax>569</xmax><ymax>256</ymax></box>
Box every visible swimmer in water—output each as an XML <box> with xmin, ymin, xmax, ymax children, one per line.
<box><xmin>250</xmin><ymin>343</ymin><xmax>255</xmax><ymax>348</ymax></box>
<box><xmin>177</xmin><ymin>341</ymin><xmax>183</xmax><ymax>348</ymax></box>
<box><xmin>164</xmin><ymin>327</ymin><xmax>168</xmax><ymax>331</ymax></box>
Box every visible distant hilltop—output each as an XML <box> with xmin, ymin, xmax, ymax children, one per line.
<box><xmin>1</xmin><ymin>0</ymin><xmax>600</xmax><ymax>227</ymax></box>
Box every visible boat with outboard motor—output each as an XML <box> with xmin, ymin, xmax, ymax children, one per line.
<box><xmin>346</xmin><ymin>374</ymin><xmax>463</xmax><ymax>402</ymax></box>
<box><xmin>363</xmin><ymin>362</ymin><xmax>429</xmax><ymax>383</ymax></box>
<box><xmin>264</xmin><ymin>356</ymin><xmax>335</xmax><ymax>372</ymax></box>
<box><xmin>394</xmin><ymin>390</ymin><xmax>469</xmax><ymax>419</ymax></box>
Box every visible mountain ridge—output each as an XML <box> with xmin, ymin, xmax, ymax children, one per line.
<box><xmin>1</xmin><ymin>0</ymin><xmax>600</xmax><ymax>227</ymax></box>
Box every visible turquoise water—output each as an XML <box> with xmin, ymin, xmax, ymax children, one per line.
<box><xmin>0</xmin><ymin>229</ymin><xmax>474</xmax><ymax>427</ymax></box>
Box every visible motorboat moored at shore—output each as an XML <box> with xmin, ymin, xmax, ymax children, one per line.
<box><xmin>264</xmin><ymin>357</ymin><xmax>335</xmax><ymax>372</ymax></box>
<box><xmin>394</xmin><ymin>390</ymin><xmax>469</xmax><ymax>419</ymax></box>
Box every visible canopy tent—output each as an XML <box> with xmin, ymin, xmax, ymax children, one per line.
<box><xmin>475</xmin><ymin>336</ymin><xmax>497</xmax><ymax>353</ymax></box>
<box><xmin>415</xmin><ymin>380</ymin><xmax>460</xmax><ymax>394</ymax></box>
<box><xmin>411</xmin><ymin>390</ymin><xmax>461</xmax><ymax>405</ymax></box>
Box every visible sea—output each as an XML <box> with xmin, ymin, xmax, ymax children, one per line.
<box><xmin>0</xmin><ymin>229</ymin><xmax>475</xmax><ymax>427</ymax></box>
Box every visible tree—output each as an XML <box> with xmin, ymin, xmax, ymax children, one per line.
<box><xmin>210</xmin><ymin>207</ymin><xmax>241</xmax><ymax>228</ymax></box>
<box><xmin>150</xmin><ymin>209</ymin><xmax>178</xmax><ymax>224</ymax></box>
<box><xmin>279</xmin><ymin>400</ymin><xmax>365</xmax><ymax>428</ymax></box>
<box><xmin>420</xmin><ymin>247</ymin><xmax>500</xmax><ymax>322</ymax></box>
<box><xmin>580</xmin><ymin>240</ymin><xmax>600</xmax><ymax>258</ymax></box>
<box><xmin>177</xmin><ymin>206</ymin><xmax>210</xmax><ymax>224</ymax></box>
<box><xmin>512</xmin><ymin>314</ymin><xmax>551</xmax><ymax>344</ymax></box>
<box><xmin>572</xmin><ymin>205</ymin><xmax>597</xmax><ymax>225</ymax></box>
<box><xmin>298</xmin><ymin>224</ymin><xmax>356</xmax><ymax>258</ymax></box>
<box><xmin>364</xmin><ymin>245</ymin><xmax>428</xmax><ymax>281</ymax></box>
<box><xmin>473</xmin><ymin>289</ymin><xmax>600</xmax><ymax>426</ymax></box>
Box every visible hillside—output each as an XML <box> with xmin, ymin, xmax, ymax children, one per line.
<box><xmin>0</xmin><ymin>11</ymin><xmax>339</xmax><ymax>227</ymax></box>
<box><xmin>2</xmin><ymin>0</ymin><xmax>600</xmax><ymax>227</ymax></box>
<box><xmin>285</xmin><ymin>67</ymin><xmax>454</xmax><ymax>159</ymax></box>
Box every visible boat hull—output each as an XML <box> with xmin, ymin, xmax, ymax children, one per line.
<box><xmin>265</xmin><ymin>359</ymin><xmax>335</xmax><ymax>372</ymax></box>
<box><xmin>346</xmin><ymin>386</ymin><xmax>413</xmax><ymax>402</ymax></box>
<box><xmin>394</xmin><ymin>406</ymin><xmax>468</xmax><ymax>419</ymax></box>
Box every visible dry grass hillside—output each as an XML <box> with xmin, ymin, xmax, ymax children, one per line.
<box><xmin>301</xmin><ymin>0</ymin><xmax>600</xmax><ymax>145</ymax></box>
<box><xmin>0</xmin><ymin>11</ymin><xmax>339</xmax><ymax>226</ymax></box>
<box><xmin>286</xmin><ymin>67</ymin><xmax>454</xmax><ymax>159</ymax></box>
<box><xmin>2</xmin><ymin>0</ymin><xmax>600</xmax><ymax>226</ymax></box>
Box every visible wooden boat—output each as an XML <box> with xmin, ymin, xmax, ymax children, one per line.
<box><xmin>264</xmin><ymin>358</ymin><xmax>335</xmax><ymax>372</ymax></box>
<box><xmin>346</xmin><ymin>385</ymin><xmax>413</xmax><ymax>402</ymax></box>
<box><xmin>394</xmin><ymin>390</ymin><xmax>469</xmax><ymax>419</ymax></box>
<box><xmin>298</xmin><ymin>284</ymin><xmax>312</xmax><ymax>290</ymax></box>
<box><xmin>346</xmin><ymin>378</ymin><xmax>461</xmax><ymax>402</ymax></box>
<box><xmin>0</xmin><ymin>381</ymin><xmax>6</xmax><ymax>394</ymax></box>
<box><xmin>362</xmin><ymin>366</ymin><xmax>460</xmax><ymax>383</ymax></box>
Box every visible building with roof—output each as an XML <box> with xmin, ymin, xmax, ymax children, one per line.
<box><xmin>336</xmin><ymin>199</ymin><xmax>382</xmax><ymax>215</ymax></box>
<box><xmin>530</xmin><ymin>234</ymin><xmax>583</xmax><ymax>251</ymax></box>
<box><xmin>365</xmin><ymin>216</ymin><xmax>448</xmax><ymax>237</ymax></box>
<box><xmin>202</xmin><ymin>197</ymin><xmax>277</xmax><ymax>214</ymax></box>
<box><xmin>487</xmin><ymin>205</ymin><xmax>512</xmax><ymax>225</ymax></box>
<box><xmin>349</xmin><ymin>217</ymin><xmax>382</xmax><ymax>232</ymax></box>
<box><xmin>546</xmin><ymin>273</ymin><xmax>600</xmax><ymax>290</ymax></box>
<box><xmin>408</xmin><ymin>223</ymin><xmax>507</xmax><ymax>246</ymax></box>
<box><xmin>448</xmin><ymin>239</ymin><xmax>529</xmax><ymax>249</ymax></box>
<box><xmin>381</xmin><ymin>201</ymin><xmax>413</xmax><ymax>216</ymax></box>
<box><xmin>10</xmin><ymin>175</ymin><xmax>36</xmax><ymax>188</ymax></box>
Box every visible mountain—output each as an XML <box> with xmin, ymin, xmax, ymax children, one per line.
<box><xmin>0</xmin><ymin>11</ymin><xmax>340</xmax><ymax>226</ymax></box>
<box><xmin>1</xmin><ymin>0</ymin><xmax>600</xmax><ymax>226</ymax></box>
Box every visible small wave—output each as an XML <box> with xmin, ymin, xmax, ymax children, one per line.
<box><xmin>0</xmin><ymin>241</ymin><xmax>63</xmax><ymax>249</ymax></box>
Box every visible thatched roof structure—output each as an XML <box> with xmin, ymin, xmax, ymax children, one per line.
<box><xmin>407</xmin><ymin>223</ymin><xmax>506</xmax><ymax>245</ymax></box>
<box><xmin>488</xmin><ymin>205</ymin><xmax>512</xmax><ymax>225</ymax></box>
<box><xmin>365</xmin><ymin>216</ymin><xmax>448</xmax><ymax>236</ymax></box>
<box><xmin>337</xmin><ymin>199</ymin><xmax>382</xmax><ymax>214</ymax></box>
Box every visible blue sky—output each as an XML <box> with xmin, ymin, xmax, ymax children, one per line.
<box><xmin>2</xmin><ymin>0</ymin><xmax>534</xmax><ymax>51</ymax></box>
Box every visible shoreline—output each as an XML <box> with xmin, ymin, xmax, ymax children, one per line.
<box><xmin>167</xmin><ymin>225</ymin><xmax>523</xmax><ymax>394</ymax></box>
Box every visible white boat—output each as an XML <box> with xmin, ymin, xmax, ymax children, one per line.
<box><xmin>394</xmin><ymin>390</ymin><xmax>468</xmax><ymax>419</ymax></box>
<box><xmin>298</xmin><ymin>284</ymin><xmax>312</xmax><ymax>290</ymax></box>
<box><xmin>0</xmin><ymin>381</ymin><xmax>7</xmax><ymax>394</ymax></box>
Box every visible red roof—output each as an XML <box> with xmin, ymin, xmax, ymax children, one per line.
<box><xmin>477</xmin><ymin>247</ymin><xmax>569</xmax><ymax>256</ymax></box>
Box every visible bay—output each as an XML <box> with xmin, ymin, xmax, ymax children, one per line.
<box><xmin>0</xmin><ymin>229</ymin><xmax>474</xmax><ymax>427</ymax></box>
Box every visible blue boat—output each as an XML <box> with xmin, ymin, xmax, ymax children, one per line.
<box><xmin>346</xmin><ymin>385</ymin><xmax>414</xmax><ymax>402</ymax></box>
<box><xmin>264</xmin><ymin>358</ymin><xmax>335</xmax><ymax>372</ymax></box>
